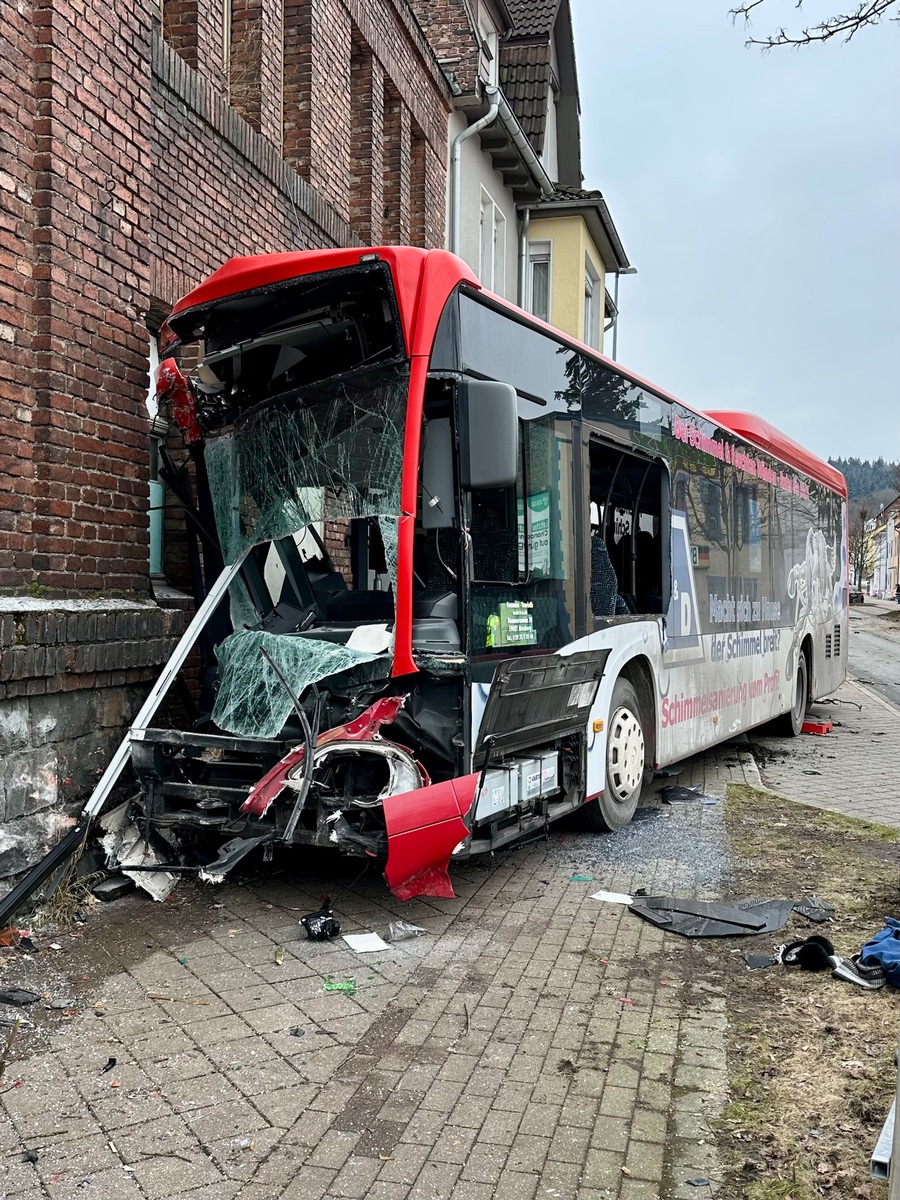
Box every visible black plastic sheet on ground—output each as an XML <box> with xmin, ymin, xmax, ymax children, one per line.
<box><xmin>629</xmin><ymin>897</ymin><xmax>798</xmax><ymax>938</ymax></box>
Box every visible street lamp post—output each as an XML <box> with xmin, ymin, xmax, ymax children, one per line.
<box><xmin>611</xmin><ymin>265</ymin><xmax>638</xmax><ymax>361</ymax></box>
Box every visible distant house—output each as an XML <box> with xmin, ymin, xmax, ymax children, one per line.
<box><xmin>867</xmin><ymin>496</ymin><xmax>900</xmax><ymax>598</ymax></box>
<box><xmin>410</xmin><ymin>0</ymin><xmax>633</xmax><ymax>351</ymax></box>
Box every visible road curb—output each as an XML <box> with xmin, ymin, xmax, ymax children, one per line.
<box><xmin>846</xmin><ymin>676</ymin><xmax>900</xmax><ymax>719</ymax></box>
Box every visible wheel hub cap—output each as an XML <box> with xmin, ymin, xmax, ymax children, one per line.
<box><xmin>607</xmin><ymin>706</ymin><xmax>644</xmax><ymax>802</ymax></box>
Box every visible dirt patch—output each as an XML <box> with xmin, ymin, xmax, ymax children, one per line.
<box><xmin>715</xmin><ymin>784</ymin><xmax>899</xmax><ymax>1198</ymax></box>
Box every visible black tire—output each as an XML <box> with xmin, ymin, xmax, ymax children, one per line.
<box><xmin>573</xmin><ymin>677</ymin><xmax>646</xmax><ymax>832</ymax></box>
<box><xmin>772</xmin><ymin>650</ymin><xmax>808</xmax><ymax>737</ymax></box>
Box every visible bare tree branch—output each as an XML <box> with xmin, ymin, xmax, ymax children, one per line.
<box><xmin>730</xmin><ymin>0</ymin><xmax>898</xmax><ymax>48</ymax></box>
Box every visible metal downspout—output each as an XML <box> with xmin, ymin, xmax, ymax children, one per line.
<box><xmin>450</xmin><ymin>88</ymin><xmax>501</xmax><ymax>256</ymax></box>
<box><xmin>518</xmin><ymin>206</ymin><xmax>530</xmax><ymax>307</ymax></box>
<box><xmin>450</xmin><ymin>84</ymin><xmax>555</xmax><ymax>259</ymax></box>
<box><xmin>495</xmin><ymin>90</ymin><xmax>555</xmax><ymax>199</ymax></box>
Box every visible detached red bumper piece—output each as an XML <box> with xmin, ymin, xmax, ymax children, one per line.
<box><xmin>382</xmin><ymin>774</ymin><xmax>478</xmax><ymax>901</ymax></box>
<box><xmin>802</xmin><ymin>718</ymin><xmax>833</xmax><ymax>736</ymax></box>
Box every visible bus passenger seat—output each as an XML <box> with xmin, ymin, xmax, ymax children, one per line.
<box><xmin>590</xmin><ymin>536</ymin><xmax>618</xmax><ymax>618</ymax></box>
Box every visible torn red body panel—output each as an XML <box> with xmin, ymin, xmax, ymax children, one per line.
<box><xmin>156</xmin><ymin>358</ymin><xmax>201</xmax><ymax>445</ymax></box>
<box><xmin>382</xmin><ymin>773</ymin><xmax>478</xmax><ymax>901</ymax></box>
<box><xmin>241</xmin><ymin>695</ymin><xmax>408</xmax><ymax>818</ymax></box>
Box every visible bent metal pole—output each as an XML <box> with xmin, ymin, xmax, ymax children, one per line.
<box><xmin>82</xmin><ymin>548</ymin><xmax>251</xmax><ymax>820</ymax></box>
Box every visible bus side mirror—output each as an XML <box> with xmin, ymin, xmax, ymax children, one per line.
<box><xmin>458</xmin><ymin>380</ymin><xmax>518</xmax><ymax>491</ymax></box>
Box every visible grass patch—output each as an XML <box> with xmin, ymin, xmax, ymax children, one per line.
<box><xmin>717</xmin><ymin>783</ymin><xmax>899</xmax><ymax>1198</ymax></box>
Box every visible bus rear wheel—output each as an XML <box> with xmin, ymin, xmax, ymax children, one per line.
<box><xmin>772</xmin><ymin>650</ymin><xmax>808</xmax><ymax>737</ymax></box>
<box><xmin>574</xmin><ymin>678</ymin><xmax>646</xmax><ymax>832</ymax></box>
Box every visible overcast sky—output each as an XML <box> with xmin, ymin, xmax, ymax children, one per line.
<box><xmin>570</xmin><ymin>0</ymin><xmax>899</xmax><ymax>464</ymax></box>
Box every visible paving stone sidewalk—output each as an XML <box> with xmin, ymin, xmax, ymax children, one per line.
<box><xmin>748</xmin><ymin>678</ymin><xmax>900</xmax><ymax>828</ymax></box>
<box><xmin>0</xmin><ymin>749</ymin><xmax>755</xmax><ymax>1200</ymax></box>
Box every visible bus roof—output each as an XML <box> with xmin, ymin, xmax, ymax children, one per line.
<box><xmin>164</xmin><ymin>246</ymin><xmax>846</xmax><ymax>498</ymax></box>
<box><xmin>705</xmin><ymin>411</ymin><xmax>846</xmax><ymax>497</ymax></box>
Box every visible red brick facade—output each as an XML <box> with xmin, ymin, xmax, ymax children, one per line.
<box><xmin>0</xmin><ymin>0</ymin><xmax>451</xmax><ymax>883</ymax></box>
<box><xmin>1</xmin><ymin>0</ymin><xmax>450</xmax><ymax>601</ymax></box>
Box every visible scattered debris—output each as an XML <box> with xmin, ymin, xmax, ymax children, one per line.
<box><xmin>288</xmin><ymin>1027</ymin><xmax>305</xmax><ymax>1037</ymax></box>
<box><xmin>49</xmin><ymin>998</ymin><xmax>77</xmax><ymax>1010</ymax></box>
<box><xmin>0</xmin><ymin>989</ymin><xmax>40</xmax><ymax>1007</ymax></box>
<box><xmin>0</xmin><ymin>1015</ymin><xmax>34</xmax><ymax>1028</ymax></box>
<box><xmin>742</xmin><ymin>953</ymin><xmax>778</xmax><ymax>971</ymax></box>
<box><xmin>342</xmin><ymin>933</ymin><xmax>389</xmax><ymax>953</ymax></box>
<box><xmin>22</xmin><ymin>1149</ymin><xmax>38</xmax><ymax>1164</ymax></box>
<box><xmin>198</xmin><ymin>834</ymin><xmax>272</xmax><ymax>884</ymax></box>
<box><xmin>590</xmin><ymin>891</ymin><xmax>634</xmax><ymax>905</ymax></box>
<box><xmin>0</xmin><ymin>1017</ymin><xmax>22</xmax><ymax>1082</ymax></box>
<box><xmin>793</xmin><ymin>896</ymin><xmax>834</xmax><ymax>924</ymax></box>
<box><xmin>230</xmin><ymin>1137</ymin><xmax>255</xmax><ymax>1151</ymax></box>
<box><xmin>655</xmin><ymin>765</ymin><xmax>684</xmax><ymax>777</ymax></box>
<box><xmin>685</xmin><ymin>1179</ymin><xmax>710</xmax><ymax>1188</ymax></box>
<box><xmin>661</xmin><ymin>785</ymin><xmax>702</xmax><ymax>803</ymax></box>
<box><xmin>101</xmin><ymin>1057</ymin><xmax>117</xmax><ymax>1073</ymax></box>
<box><xmin>0</xmin><ymin>928</ymin><xmax>20</xmax><ymax>948</ymax></box>
<box><xmin>274</xmin><ymin>948</ymin><xmax>285</xmax><ymax>966</ymax></box>
<box><xmin>569</xmin><ymin>874</ymin><xmax>592</xmax><ymax>882</ymax></box>
<box><xmin>322</xmin><ymin>977</ymin><xmax>357</xmax><ymax>996</ymax></box>
<box><xmin>92</xmin><ymin>876</ymin><xmax>136</xmax><ymax>902</ymax></box>
<box><xmin>99</xmin><ymin>803</ymin><xmax>176</xmax><ymax>902</ymax></box>
<box><xmin>146</xmin><ymin>995</ymin><xmax>210</xmax><ymax>1005</ymax></box>
<box><xmin>300</xmin><ymin>899</ymin><xmax>341</xmax><ymax>941</ymax></box>
<box><xmin>629</xmin><ymin>897</ymin><xmax>798</xmax><ymax>938</ymax></box>
<box><xmin>384</xmin><ymin>921</ymin><xmax>425</xmax><ymax>942</ymax></box>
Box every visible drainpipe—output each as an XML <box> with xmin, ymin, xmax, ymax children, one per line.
<box><xmin>495</xmin><ymin>89</ymin><xmax>555</xmax><ymax>199</ymax></box>
<box><xmin>450</xmin><ymin>87</ymin><xmax>501</xmax><ymax>256</ymax></box>
<box><xmin>450</xmin><ymin>85</ymin><xmax>555</xmax><ymax>258</ymax></box>
<box><xmin>517</xmin><ymin>206</ymin><xmax>530</xmax><ymax>307</ymax></box>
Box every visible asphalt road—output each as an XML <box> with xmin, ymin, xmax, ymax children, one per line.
<box><xmin>848</xmin><ymin>599</ymin><xmax>900</xmax><ymax>708</ymax></box>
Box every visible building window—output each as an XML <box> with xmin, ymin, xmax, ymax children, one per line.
<box><xmin>477</xmin><ymin>3</ymin><xmax>499</xmax><ymax>86</ymax></box>
<box><xmin>527</xmin><ymin>241</ymin><xmax>551</xmax><ymax>323</ymax></box>
<box><xmin>583</xmin><ymin>256</ymin><xmax>601</xmax><ymax>349</ymax></box>
<box><xmin>479</xmin><ymin>190</ymin><xmax>506</xmax><ymax>292</ymax></box>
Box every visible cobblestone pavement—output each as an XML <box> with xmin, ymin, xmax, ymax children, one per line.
<box><xmin>0</xmin><ymin>749</ymin><xmax>754</xmax><ymax>1200</ymax></box>
<box><xmin>748</xmin><ymin>606</ymin><xmax>900</xmax><ymax>828</ymax></box>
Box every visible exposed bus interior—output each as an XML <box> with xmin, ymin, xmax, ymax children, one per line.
<box><xmin>589</xmin><ymin>439</ymin><xmax>669</xmax><ymax>619</ymax></box>
<box><xmin>165</xmin><ymin>263</ymin><xmax>404</xmax><ymax>430</ymax></box>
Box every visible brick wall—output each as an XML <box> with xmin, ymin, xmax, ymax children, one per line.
<box><xmin>0</xmin><ymin>0</ymin><xmax>451</xmax><ymax>893</ymax></box>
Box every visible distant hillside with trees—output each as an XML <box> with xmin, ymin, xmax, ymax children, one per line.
<box><xmin>828</xmin><ymin>457</ymin><xmax>899</xmax><ymax>500</ymax></box>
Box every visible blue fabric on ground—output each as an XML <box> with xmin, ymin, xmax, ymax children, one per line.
<box><xmin>860</xmin><ymin>918</ymin><xmax>900</xmax><ymax>988</ymax></box>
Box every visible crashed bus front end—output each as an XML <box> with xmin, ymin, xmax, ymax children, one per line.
<box><xmin>128</xmin><ymin>250</ymin><xmax>480</xmax><ymax>900</ymax></box>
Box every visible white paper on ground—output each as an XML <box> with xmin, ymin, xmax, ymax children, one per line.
<box><xmin>342</xmin><ymin>932</ymin><xmax>390</xmax><ymax>952</ymax></box>
<box><xmin>590</xmin><ymin>890</ymin><xmax>634</xmax><ymax>905</ymax></box>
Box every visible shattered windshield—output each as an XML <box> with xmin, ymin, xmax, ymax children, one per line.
<box><xmin>203</xmin><ymin>361</ymin><xmax>408</xmax><ymax>738</ymax></box>
<box><xmin>204</xmin><ymin>361</ymin><xmax>407</xmax><ymax>564</ymax></box>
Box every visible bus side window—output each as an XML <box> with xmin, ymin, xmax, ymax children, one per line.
<box><xmin>588</xmin><ymin>440</ymin><xmax>666</xmax><ymax>618</ymax></box>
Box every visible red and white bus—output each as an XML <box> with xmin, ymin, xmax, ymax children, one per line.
<box><xmin>119</xmin><ymin>246</ymin><xmax>847</xmax><ymax>900</ymax></box>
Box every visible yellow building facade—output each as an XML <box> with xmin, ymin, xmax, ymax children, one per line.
<box><xmin>526</xmin><ymin>215</ymin><xmax>607</xmax><ymax>350</ymax></box>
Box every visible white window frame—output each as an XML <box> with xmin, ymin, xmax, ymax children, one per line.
<box><xmin>479</xmin><ymin>189</ymin><xmax>506</xmax><ymax>293</ymax></box>
<box><xmin>583</xmin><ymin>255</ymin><xmax>601</xmax><ymax>349</ymax></box>
<box><xmin>527</xmin><ymin>239</ymin><xmax>552</xmax><ymax>323</ymax></box>
<box><xmin>477</xmin><ymin>2</ymin><xmax>499</xmax><ymax>86</ymax></box>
